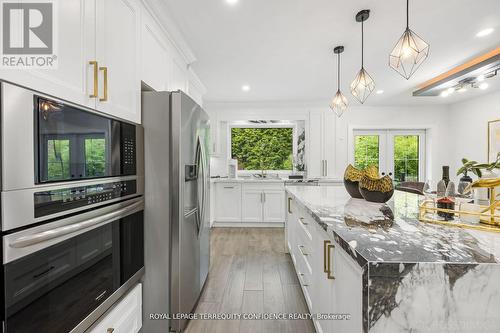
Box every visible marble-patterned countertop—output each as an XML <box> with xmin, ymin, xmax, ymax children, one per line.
<box><xmin>286</xmin><ymin>186</ymin><xmax>500</xmax><ymax>266</ymax></box>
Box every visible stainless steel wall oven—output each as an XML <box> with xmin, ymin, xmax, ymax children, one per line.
<box><xmin>0</xmin><ymin>82</ymin><xmax>145</xmax><ymax>333</ymax></box>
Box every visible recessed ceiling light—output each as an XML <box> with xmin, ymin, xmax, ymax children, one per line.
<box><xmin>226</xmin><ymin>0</ymin><xmax>238</xmax><ymax>5</ymax></box>
<box><xmin>376</xmin><ymin>90</ymin><xmax>384</xmax><ymax>94</ymax></box>
<box><xmin>440</xmin><ymin>91</ymin><xmax>449</xmax><ymax>97</ymax></box>
<box><xmin>447</xmin><ymin>87</ymin><xmax>455</xmax><ymax>94</ymax></box>
<box><xmin>476</xmin><ymin>28</ymin><xmax>494</xmax><ymax>37</ymax></box>
<box><xmin>457</xmin><ymin>87</ymin><xmax>467</xmax><ymax>93</ymax></box>
<box><xmin>479</xmin><ymin>83</ymin><xmax>489</xmax><ymax>90</ymax></box>
<box><xmin>242</xmin><ymin>85</ymin><xmax>250</xmax><ymax>92</ymax></box>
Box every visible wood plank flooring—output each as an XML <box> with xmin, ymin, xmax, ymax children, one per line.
<box><xmin>185</xmin><ymin>227</ymin><xmax>315</xmax><ymax>333</ymax></box>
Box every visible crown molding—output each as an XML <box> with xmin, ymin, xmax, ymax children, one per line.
<box><xmin>141</xmin><ymin>0</ymin><xmax>197</xmax><ymax>65</ymax></box>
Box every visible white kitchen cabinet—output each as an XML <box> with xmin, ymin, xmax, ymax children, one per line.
<box><xmin>214</xmin><ymin>182</ymin><xmax>285</xmax><ymax>225</ymax></box>
<box><xmin>262</xmin><ymin>189</ymin><xmax>285</xmax><ymax>222</ymax></box>
<box><xmin>170</xmin><ymin>57</ymin><xmax>188</xmax><ymax>92</ymax></box>
<box><xmin>141</xmin><ymin>10</ymin><xmax>170</xmax><ymax>92</ymax></box>
<box><xmin>312</xmin><ymin>222</ymin><xmax>335</xmax><ymax>333</ymax></box>
<box><xmin>287</xmin><ymin>194</ymin><xmax>363</xmax><ymax>333</ymax></box>
<box><xmin>308</xmin><ymin>110</ymin><xmax>336</xmax><ymax>178</ymax></box>
<box><xmin>0</xmin><ymin>0</ymin><xmax>96</xmax><ymax>109</ymax></box>
<box><xmin>242</xmin><ymin>189</ymin><xmax>263</xmax><ymax>222</ymax></box>
<box><xmin>95</xmin><ymin>0</ymin><xmax>141</xmax><ymax>123</ymax></box>
<box><xmin>187</xmin><ymin>68</ymin><xmax>206</xmax><ymax>107</ymax></box>
<box><xmin>215</xmin><ymin>183</ymin><xmax>242</xmax><ymax>221</ymax></box>
<box><xmin>88</xmin><ymin>283</ymin><xmax>142</xmax><ymax>333</ymax></box>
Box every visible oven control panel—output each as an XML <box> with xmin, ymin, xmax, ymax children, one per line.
<box><xmin>34</xmin><ymin>180</ymin><xmax>137</xmax><ymax>218</ymax></box>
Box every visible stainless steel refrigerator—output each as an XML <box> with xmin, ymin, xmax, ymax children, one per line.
<box><xmin>142</xmin><ymin>91</ymin><xmax>210</xmax><ymax>333</ymax></box>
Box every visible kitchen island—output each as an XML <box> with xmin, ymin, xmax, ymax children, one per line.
<box><xmin>285</xmin><ymin>185</ymin><xmax>500</xmax><ymax>333</ymax></box>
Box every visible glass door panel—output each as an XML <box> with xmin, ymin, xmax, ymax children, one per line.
<box><xmin>352</xmin><ymin>130</ymin><xmax>387</xmax><ymax>174</ymax></box>
<box><xmin>352</xmin><ymin>129</ymin><xmax>426</xmax><ymax>184</ymax></box>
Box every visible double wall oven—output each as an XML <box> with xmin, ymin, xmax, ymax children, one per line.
<box><xmin>0</xmin><ymin>82</ymin><xmax>145</xmax><ymax>333</ymax></box>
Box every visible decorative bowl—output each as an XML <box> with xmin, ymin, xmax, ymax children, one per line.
<box><xmin>343</xmin><ymin>164</ymin><xmax>378</xmax><ymax>199</ymax></box>
<box><xmin>358</xmin><ymin>173</ymin><xmax>394</xmax><ymax>203</ymax></box>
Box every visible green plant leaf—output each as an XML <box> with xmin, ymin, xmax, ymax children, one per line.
<box><xmin>457</xmin><ymin>166</ymin><xmax>466</xmax><ymax>176</ymax></box>
<box><xmin>461</xmin><ymin>158</ymin><xmax>469</xmax><ymax>164</ymax></box>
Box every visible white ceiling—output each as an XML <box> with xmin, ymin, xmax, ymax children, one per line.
<box><xmin>163</xmin><ymin>0</ymin><xmax>500</xmax><ymax>106</ymax></box>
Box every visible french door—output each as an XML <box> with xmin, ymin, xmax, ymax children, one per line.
<box><xmin>352</xmin><ymin>129</ymin><xmax>426</xmax><ymax>183</ymax></box>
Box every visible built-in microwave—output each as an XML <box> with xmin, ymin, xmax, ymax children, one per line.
<box><xmin>0</xmin><ymin>82</ymin><xmax>144</xmax><ymax>232</ymax></box>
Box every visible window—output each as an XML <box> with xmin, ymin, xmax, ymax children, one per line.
<box><xmin>352</xmin><ymin>129</ymin><xmax>426</xmax><ymax>183</ymax></box>
<box><xmin>231</xmin><ymin>127</ymin><xmax>293</xmax><ymax>171</ymax></box>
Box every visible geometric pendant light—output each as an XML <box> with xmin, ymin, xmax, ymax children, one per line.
<box><xmin>329</xmin><ymin>46</ymin><xmax>348</xmax><ymax>117</ymax></box>
<box><xmin>389</xmin><ymin>0</ymin><xmax>430</xmax><ymax>80</ymax></box>
<box><xmin>350</xmin><ymin>10</ymin><xmax>376</xmax><ymax>104</ymax></box>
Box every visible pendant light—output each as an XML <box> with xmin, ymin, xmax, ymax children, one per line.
<box><xmin>389</xmin><ymin>0</ymin><xmax>430</xmax><ymax>79</ymax></box>
<box><xmin>350</xmin><ymin>10</ymin><xmax>375</xmax><ymax>104</ymax></box>
<box><xmin>329</xmin><ymin>46</ymin><xmax>348</xmax><ymax>117</ymax></box>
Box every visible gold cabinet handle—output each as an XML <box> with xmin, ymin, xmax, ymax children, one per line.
<box><xmin>298</xmin><ymin>245</ymin><xmax>308</xmax><ymax>256</ymax></box>
<box><xmin>327</xmin><ymin>243</ymin><xmax>335</xmax><ymax>280</ymax></box>
<box><xmin>299</xmin><ymin>217</ymin><xmax>308</xmax><ymax>226</ymax></box>
<box><xmin>89</xmin><ymin>61</ymin><xmax>98</xmax><ymax>98</ymax></box>
<box><xmin>288</xmin><ymin>197</ymin><xmax>292</xmax><ymax>214</ymax></box>
<box><xmin>107</xmin><ymin>329</ymin><xmax>115</xmax><ymax>333</ymax></box>
<box><xmin>99</xmin><ymin>66</ymin><xmax>108</xmax><ymax>102</ymax></box>
<box><xmin>323</xmin><ymin>240</ymin><xmax>331</xmax><ymax>273</ymax></box>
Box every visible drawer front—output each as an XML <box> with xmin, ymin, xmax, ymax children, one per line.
<box><xmin>88</xmin><ymin>283</ymin><xmax>142</xmax><ymax>333</ymax></box>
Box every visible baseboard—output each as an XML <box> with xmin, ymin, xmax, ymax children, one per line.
<box><xmin>212</xmin><ymin>222</ymin><xmax>284</xmax><ymax>228</ymax></box>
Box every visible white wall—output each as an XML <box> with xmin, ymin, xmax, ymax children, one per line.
<box><xmin>448</xmin><ymin>90</ymin><xmax>500</xmax><ymax>182</ymax></box>
<box><xmin>206</xmin><ymin>101</ymin><xmax>451</xmax><ymax>180</ymax></box>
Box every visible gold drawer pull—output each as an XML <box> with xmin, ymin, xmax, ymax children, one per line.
<box><xmin>326</xmin><ymin>243</ymin><xmax>335</xmax><ymax>280</ymax></box>
<box><xmin>298</xmin><ymin>245</ymin><xmax>308</xmax><ymax>256</ymax></box>
<box><xmin>288</xmin><ymin>197</ymin><xmax>292</xmax><ymax>213</ymax></box>
<box><xmin>99</xmin><ymin>66</ymin><xmax>108</xmax><ymax>102</ymax></box>
<box><xmin>323</xmin><ymin>240</ymin><xmax>331</xmax><ymax>273</ymax></box>
<box><xmin>107</xmin><ymin>329</ymin><xmax>115</xmax><ymax>333</ymax></box>
<box><xmin>299</xmin><ymin>217</ymin><xmax>308</xmax><ymax>225</ymax></box>
<box><xmin>89</xmin><ymin>61</ymin><xmax>98</xmax><ymax>98</ymax></box>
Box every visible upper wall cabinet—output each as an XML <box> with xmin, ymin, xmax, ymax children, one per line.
<box><xmin>0</xmin><ymin>0</ymin><xmax>142</xmax><ymax>123</ymax></box>
<box><xmin>0</xmin><ymin>0</ymin><xmax>96</xmax><ymax>110</ymax></box>
<box><xmin>141</xmin><ymin>10</ymin><xmax>170</xmax><ymax>92</ymax></box>
<box><xmin>95</xmin><ymin>0</ymin><xmax>141</xmax><ymax>123</ymax></box>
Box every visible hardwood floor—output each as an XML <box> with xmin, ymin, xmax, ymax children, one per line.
<box><xmin>185</xmin><ymin>227</ymin><xmax>315</xmax><ymax>333</ymax></box>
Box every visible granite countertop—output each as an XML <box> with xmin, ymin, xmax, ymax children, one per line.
<box><xmin>286</xmin><ymin>186</ymin><xmax>500</xmax><ymax>266</ymax></box>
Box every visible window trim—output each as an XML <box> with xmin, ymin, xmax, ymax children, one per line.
<box><xmin>228</xmin><ymin>123</ymin><xmax>297</xmax><ymax>174</ymax></box>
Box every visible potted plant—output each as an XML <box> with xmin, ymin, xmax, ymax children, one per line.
<box><xmin>456</xmin><ymin>154</ymin><xmax>500</xmax><ymax>180</ymax></box>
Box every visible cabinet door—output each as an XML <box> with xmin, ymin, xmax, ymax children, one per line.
<box><xmin>333</xmin><ymin>244</ymin><xmax>363</xmax><ymax>333</ymax></box>
<box><xmin>215</xmin><ymin>184</ymin><xmax>241</xmax><ymax>221</ymax></box>
<box><xmin>170</xmin><ymin>57</ymin><xmax>187</xmax><ymax>92</ymax></box>
<box><xmin>141</xmin><ymin>11</ymin><xmax>169</xmax><ymax>92</ymax></box>
<box><xmin>262</xmin><ymin>190</ymin><xmax>285</xmax><ymax>222</ymax></box>
<box><xmin>96</xmin><ymin>0</ymin><xmax>141</xmax><ymax>123</ymax></box>
<box><xmin>242</xmin><ymin>190</ymin><xmax>263</xmax><ymax>222</ymax></box>
<box><xmin>322</xmin><ymin>111</ymin><xmax>336</xmax><ymax>178</ymax></box>
<box><xmin>308</xmin><ymin>111</ymin><xmax>323</xmax><ymax>178</ymax></box>
<box><xmin>88</xmin><ymin>283</ymin><xmax>142</xmax><ymax>333</ymax></box>
<box><xmin>0</xmin><ymin>0</ymin><xmax>96</xmax><ymax>109</ymax></box>
<box><xmin>312</xmin><ymin>226</ymin><xmax>334</xmax><ymax>333</ymax></box>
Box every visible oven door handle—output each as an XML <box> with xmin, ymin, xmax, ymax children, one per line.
<box><xmin>10</xmin><ymin>200</ymin><xmax>143</xmax><ymax>248</ymax></box>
